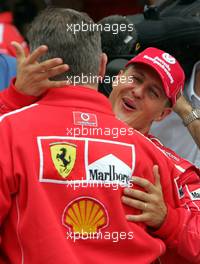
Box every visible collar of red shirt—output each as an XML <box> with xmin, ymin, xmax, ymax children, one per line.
<box><xmin>39</xmin><ymin>85</ymin><xmax>114</xmax><ymax>116</ymax></box>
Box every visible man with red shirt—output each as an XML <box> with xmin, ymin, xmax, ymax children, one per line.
<box><xmin>109</xmin><ymin>48</ymin><xmax>200</xmax><ymax>263</ymax></box>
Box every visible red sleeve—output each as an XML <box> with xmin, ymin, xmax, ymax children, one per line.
<box><xmin>0</xmin><ymin>79</ymin><xmax>38</xmax><ymax>115</ymax></box>
<box><xmin>153</xmin><ymin>167</ymin><xmax>200</xmax><ymax>263</ymax></box>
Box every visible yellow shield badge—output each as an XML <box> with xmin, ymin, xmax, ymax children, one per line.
<box><xmin>50</xmin><ymin>142</ymin><xmax>76</xmax><ymax>178</ymax></box>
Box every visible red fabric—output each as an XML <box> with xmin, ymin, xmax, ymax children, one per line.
<box><xmin>0</xmin><ymin>12</ymin><xmax>29</xmax><ymax>57</ymax></box>
<box><xmin>0</xmin><ymin>78</ymin><xmax>38</xmax><ymax>112</ymax></box>
<box><xmin>0</xmin><ymin>85</ymin><xmax>186</xmax><ymax>263</ymax></box>
<box><xmin>148</xmin><ymin>134</ymin><xmax>200</xmax><ymax>263</ymax></box>
<box><xmin>0</xmin><ymin>84</ymin><xmax>199</xmax><ymax>263</ymax></box>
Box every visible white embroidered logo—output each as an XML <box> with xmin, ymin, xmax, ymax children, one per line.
<box><xmin>162</xmin><ymin>53</ymin><xmax>176</xmax><ymax>64</ymax></box>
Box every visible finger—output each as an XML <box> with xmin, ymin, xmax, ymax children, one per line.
<box><xmin>153</xmin><ymin>165</ymin><xmax>161</xmax><ymax>187</ymax></box>
<box><xmin>126</xmin><ymin>213</ymin><xmax>148</xmax><ymax>222</ymax></box>
<box><xmin>36</xmin><ymin>58</ymin><xmax>65</xmax><ymax>72</ymax></box>
<box><xmin>131</xmin><ymin>176</ymin><xmax>155</xmax><ymax>193</ymax></box>
<box><xmin>11</xmin><ymin>41</ymin><xmax>26</xmax><ymax>63</ymax></box>
<box><xmin>26</xmin><ymin>45</ymin><xmax>48</xmax><ymax>64</ymax></box>
<box><xmin>45</xmin><ymin>80</ymin><xmax>70</xmax><ymax>88</ymax></box>
<box><xmin>122</xmin><ymin>196</ymin><xmax>147</xmax><ymax>211</ymax></box>
<box><xmin>41</xmin><ymin>64</ymin><xmax>69</xmax><ymax>80</ymax></box>
<box><xmin>123</xmin><ymin>188</ymin><xmax>149</xmax><ymax>202</ymax></box>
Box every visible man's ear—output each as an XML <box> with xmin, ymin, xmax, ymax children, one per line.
<box><xmin>154</xmin><ymin>107</ymin><xmax>172</xmax><ymax>122</ymax></box>
<box><xmin>112</xmin><ymin>70</ymin><xmax>125</xmax><ymax>88</ymax></box>
<box><xmin>98</xmin><ymin>53</ymin><xmax>108</xmax><ymax>80</ymax></box>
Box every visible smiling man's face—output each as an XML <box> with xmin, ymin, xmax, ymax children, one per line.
<box><xmin>109</xmin><ymin>63</ymin><xmax>172</xmax><ymax>134</ymax></box>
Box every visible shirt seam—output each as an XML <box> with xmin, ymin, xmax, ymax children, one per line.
<box><xmin>16</xmin><ymin>197</ymin><xmax>24</xmax><ymax>264</ymax></box>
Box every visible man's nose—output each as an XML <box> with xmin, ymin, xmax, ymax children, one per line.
<box><xmin>131</xmin><ymin>85</ymin><xmax>144</xmax><ymax>99</ymax></box>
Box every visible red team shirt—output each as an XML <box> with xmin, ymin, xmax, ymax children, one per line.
<box><xmin>0</xmin><ymin>83</ymin><xmax>199</xmax><ymax>263</ymax></box>
<box><xmin>148</xmin><ymin>135</ymin><xmax>200</xmax><ymax>263</ymax></box>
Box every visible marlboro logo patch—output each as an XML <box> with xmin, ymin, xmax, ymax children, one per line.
<box><xmin>37</xmin><ymin>136</ymin><xmax>135</xmax><ymax>185</ymax></box>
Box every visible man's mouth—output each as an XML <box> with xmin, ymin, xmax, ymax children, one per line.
<box><xmin>122</xmin><ymin>97</ymin><xmax>136</xmax><ymax>111</ymax></box>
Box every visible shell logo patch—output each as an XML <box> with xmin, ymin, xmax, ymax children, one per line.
<box><xmin>62</xmin><ymin>197</ymin><xmax>108</xmax><ymax>235</ymax></box>
<box><xmin>50</xmin><ymin>142</ymin><xmax>76</xmax><ymax>178</ymax></box>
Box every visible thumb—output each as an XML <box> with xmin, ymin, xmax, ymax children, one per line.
<box><xmin>153</xmin><ymin>165</ymin><xmax>161</xmax><ymax>187</ymax></box>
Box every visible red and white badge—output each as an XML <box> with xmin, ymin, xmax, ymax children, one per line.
<box><xmin>73</xmin><ymin>111</ymin><xmax>98</xmax><ymax>127</ymax></box>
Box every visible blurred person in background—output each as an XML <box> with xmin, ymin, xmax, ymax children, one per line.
<box><xmin>0</xmin><ymin>53</ymin><xmax>16</xmax><ymax>90</ymax></box>
<box><xmin>0</xmin><ymin>0</ymin><xmax>29</xmax><ymax>56</ymax></box>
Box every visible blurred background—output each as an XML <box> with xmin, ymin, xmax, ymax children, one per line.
<box><xmin>2</xmin><ymin>0</ymin><xmax>200</xmax><ymax>79</ymax></box>
<box><xmin>3</xmin><ymin>0</ymin><xmax>145</xmax><ymax>36</ymax></box>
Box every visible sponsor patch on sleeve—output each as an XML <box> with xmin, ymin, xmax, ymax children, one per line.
<box><xmin>187</xmin><ymin>187</ymin><xmax>200</xmax><ymax>201</ymax></box>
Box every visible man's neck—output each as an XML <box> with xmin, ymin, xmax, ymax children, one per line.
<box><xmin>71</xmin><ymin>83</ymin><xmax>98</xmax><ymax>91</ymax></box>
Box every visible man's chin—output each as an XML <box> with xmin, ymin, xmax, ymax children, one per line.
<box><xmin>117</xmin><ymin>114</ymin><xmax>134</xmax><ymax>126</ymax></box>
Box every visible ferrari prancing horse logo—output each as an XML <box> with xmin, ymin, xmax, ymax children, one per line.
<box><xmin>50</xmin><ymin>142</ymin><xmax>76</xmax><ymax>178</ymax></box>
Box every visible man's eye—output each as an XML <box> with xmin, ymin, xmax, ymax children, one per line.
<box><xmin>150</xmin><ymin>89</ymin><xmax>159</xmax><ymax>97</ymax></box>
<box><xmin>130</xmin><ymin>76</ymin><xmax>141</xmax><ymax>83</ymax></box>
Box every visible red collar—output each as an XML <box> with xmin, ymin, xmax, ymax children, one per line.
<box><xmin>39</xmin><ymin>85</ymin><xmax>114</xmax><ymax>116</ymax></box>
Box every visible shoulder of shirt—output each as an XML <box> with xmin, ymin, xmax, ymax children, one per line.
<box><xmin>134</xmin><ymin>130</ymin><xmax>168</xmax><ymax>156</ymax></box>
<box><xmin>0</xmin><ymin>103</ymin><xmax>38</xmax><ymax>123</ymax></box>
<box><xmin>134</xmin><ymin>131</ymin><xmax>186</xmax><ymax>173</ymax></box>
<box><xmin>147</xmin><ymin>134</ymin><xmax>164</xmax><ymax>146</ymax></box>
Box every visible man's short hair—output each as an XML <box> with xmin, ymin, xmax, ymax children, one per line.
<box><xmin>27</xmin><ymin>7</ymin><xmax>102</xmax><ymax>83</ymax></box>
